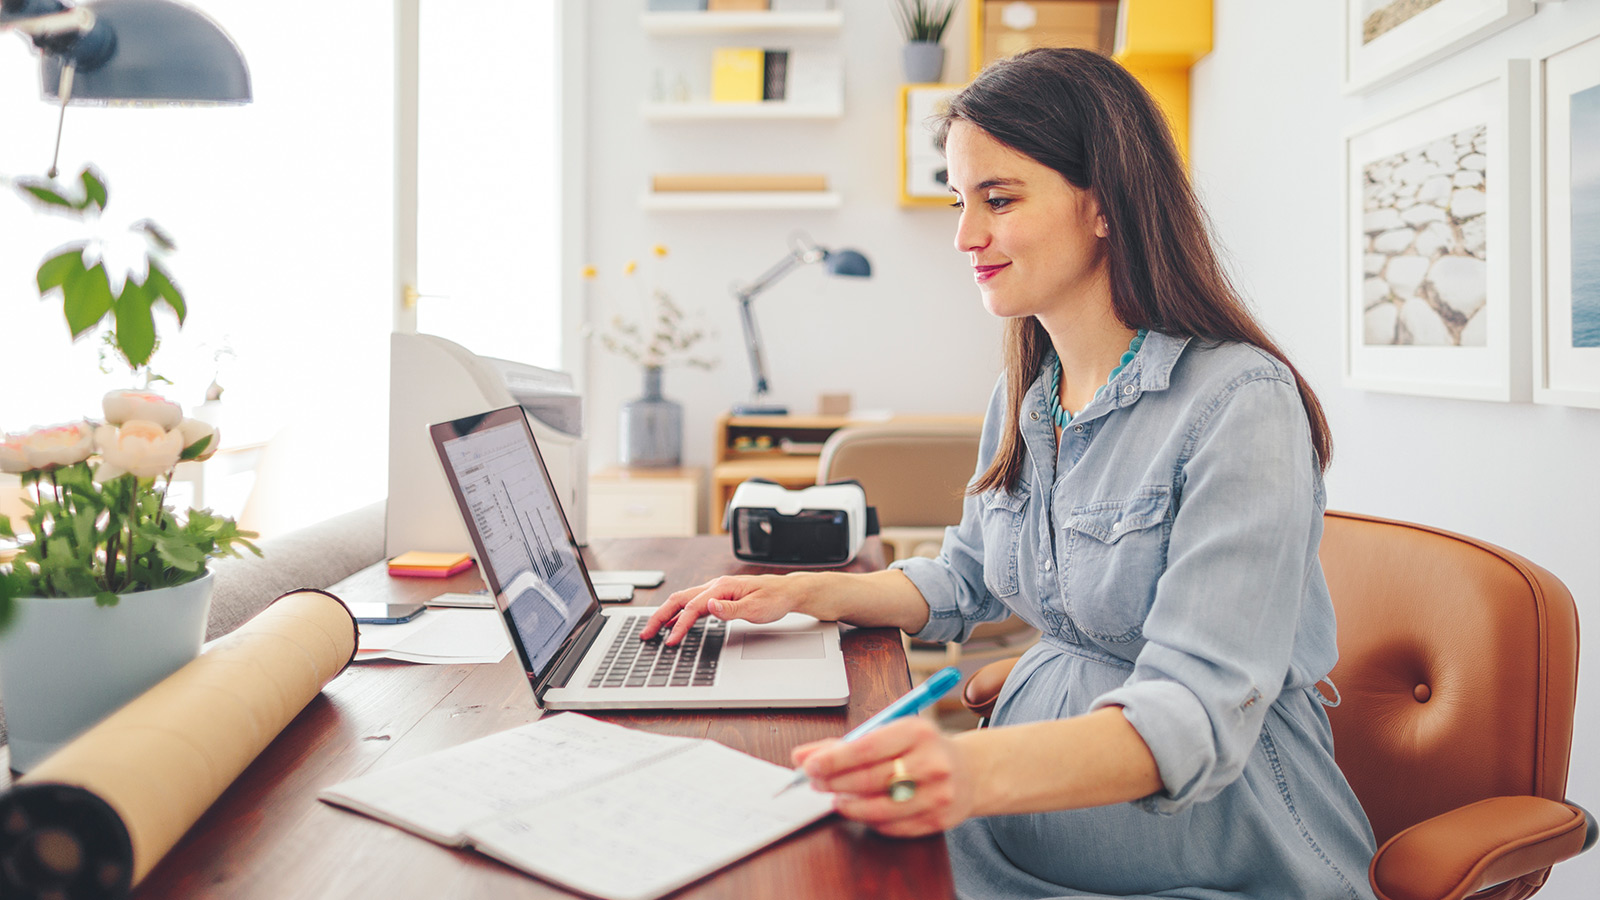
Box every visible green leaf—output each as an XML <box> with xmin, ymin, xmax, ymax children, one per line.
<box><xmin>95</xmin><ymin>591</ymin><xmax>120</xmax><ymax>608</ymax></box>
<box><xmin>0</xmin><ymin>571</ymin><xmax>26</xmax><ymax>633</ymax></box>
<box><xmin>18</xmin><ymin>181</ymin><xmax>78</xmax><ymax>210</ymax></box>
<box><xmin>80</xmin><ymin>167</ymin><xmax>108</xmax><ymax>211</ymax></box>
<box><xmin>144</xmin><ymin>261</ymin><xmax>186</xmax><ymax>324</ymax></box>
<box><xmin>113</xmin><ymin>278</ymin><xmax>157</xmax><ymax>367</ymax></box>
<box><xmin>62</xmin><ymin>261</ymin><xmax>114</xmax><ymax>339</ymax></box>
<box><xmin>155</xmin><ymin>540</ymin><xmax>205</xmax><ymax>573</ymax></box>
<box><xmin>179</xmin><ymin>434</ymin><xmax>212</xmax><ymax>461</ymax></box>
<box><xmin>71</xmin><ymin>509</ymin><xmax>95</xmax><ymax>553</ymax></box>
<box><xmin>37</xmin><ymin>245</ymin><xmax>87</xmax><ymax>293</ymax></box>
<box><xmin>0</xmin><ymin>516</ymin><xmax>13</xmax><ymax>539</ymax></box>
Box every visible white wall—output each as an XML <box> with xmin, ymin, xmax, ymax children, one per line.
<box><xmin>1192</xmin><ymin>3</ymin><xmax>1600</xmax><ymax>896</ymax></box>
<box><xmin>581</xmin><ymin>2</ymin><xmax>1002</xmax><ymax>476</ymax></box>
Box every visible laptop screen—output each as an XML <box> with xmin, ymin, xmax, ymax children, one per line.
<box><xmin>431</xmin><ymin>407</ymin><xmax>599</xmax><ymax>679</ymax></box>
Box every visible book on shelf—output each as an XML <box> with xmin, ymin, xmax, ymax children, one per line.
<box><xmin>763</xmin><ymin>49</ymin><xmax>788</xmax><ymax>100</ymax></box>
<box><xmin>711</xmin><ymin>47</ymin><xmax>765</xmax><ymax>102</ymax></box>
<box><xmin>318</xmin><ymin>713</ymin><xmax>833</xmax><ymax>900</ymax></box>
<box><xmin>707</xmin><ymin>0</ymin><xmax>769</xmax><ymax>10</ymax></box>
<box><xmin>651</xmin><ymin>173</ymin><xmax>828</xmax><ymax>192</ymax></box>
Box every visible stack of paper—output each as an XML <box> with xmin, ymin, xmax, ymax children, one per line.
<box><xmin>355</xmin><ymin>607</ymin><xmax>510</xmax><ymax>665</ymax></box>
<box><xmin>388</xmin><ymin>550</ymin><xmax>473</xmax><ymax>578</ymax></box>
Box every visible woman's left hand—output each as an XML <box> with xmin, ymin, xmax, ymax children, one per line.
<box><xmin>791</xmin><ymin>716</ymin><xmax>977</xmax><ymax>838</ymax></box>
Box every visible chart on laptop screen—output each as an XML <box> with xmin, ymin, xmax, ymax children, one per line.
<box><xmin>441</xmin><ymin>420</ymin><xmax>588</xmax><ymax>672</ymax></box>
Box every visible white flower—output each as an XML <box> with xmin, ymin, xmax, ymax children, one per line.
<box><xmin>0</xmin><ymin>433</ymin><xmax>30</xmax><ymax>474</ymax></box>
<box><xmin>176</xmin><ymin>418</ymin><xmax>220</xmax><ymax>461</ymax></box>
<box><xmin>20</xmin><ymin>421</ymin><xmax>97</xmax><ymax>469</ymax></box>
<box><xmin>102</xmin><ymin>390</ymin><xmax>183</xmax><ymax>430</ymax></box>
<box><xmin>94</xmin><ymin>420</ymin><xmax>184</xmax><ymax>480</ymax></box>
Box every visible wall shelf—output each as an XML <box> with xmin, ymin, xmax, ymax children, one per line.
<box><xmin>639</xmin><ymin>191</ymin><xmax>843</xmax><ymax>212</ymax></box>
<box><xmin>640</xmin><ymin>11</ymin><xmax>844</xmax><ymax>36</ymax></box>
<box><xmin>641</xmin><ymin>100</ymin><xmax>842</xmax><ymax>121</ymax></box>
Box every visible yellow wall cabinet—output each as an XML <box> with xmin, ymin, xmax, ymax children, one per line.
<box><xmin>965</xmin><ymin>0</ymin><xmax>1212</xmax><ymax>161</ymax></box>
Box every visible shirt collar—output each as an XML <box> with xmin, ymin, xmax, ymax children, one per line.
<box><xmin>1034</xmin><ymin>330</ymin><xmax>1190</xmax><ymax>419</ymax></box>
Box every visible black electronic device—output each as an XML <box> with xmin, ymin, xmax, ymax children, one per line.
<box><xmin>350</xmin><ymin>602</ymin><xmax>426</xmax><ymax>625</ymax></box>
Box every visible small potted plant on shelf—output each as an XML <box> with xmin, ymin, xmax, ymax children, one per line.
<box><xmin>583</xmin><ymin>245</ymin><xmax>715</xmax><ymax>468</ymax></box>
<box><xmin>0</xmin><ymin>166</ymin><xmax>259</xmax><ymax>774</ymax></box>
<box><xmin>893</xmin><ymin>0</ymin><xmax>960</xmax><ymax>83</ymax></box>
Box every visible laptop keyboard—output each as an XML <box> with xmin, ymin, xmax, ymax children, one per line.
<box><xmin>587</xmin><ymin>615</ymin><xmax>726</xmax><ymax>689</ymax></box>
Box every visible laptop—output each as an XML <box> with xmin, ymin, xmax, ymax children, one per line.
<box><xmin>429</xmin><ymin>405</ymin><xmax>850</xmax><ymax>711</ymax></box>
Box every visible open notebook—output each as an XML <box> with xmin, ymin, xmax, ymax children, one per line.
<box><xmin>317</xmin><ymin>714</ymin><xmax>833</xmax><ymax>900</ymax></box>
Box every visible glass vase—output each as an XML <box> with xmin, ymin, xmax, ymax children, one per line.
<box><xmin>619</xmin><ymin>365</ymin><xmax>682</xmax><ymax>468</ymax></box>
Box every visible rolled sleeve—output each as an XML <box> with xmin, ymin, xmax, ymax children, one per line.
<box><xmin>1089</xmin><ymin>374</ymin><xmax>1322</xmax><ymax>815</ymax></box>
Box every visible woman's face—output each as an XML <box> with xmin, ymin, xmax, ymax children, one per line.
<box><xmin>945</xmin><ymin>120</ymin><xmax>1110</xmax><ymax>325</ymax></box>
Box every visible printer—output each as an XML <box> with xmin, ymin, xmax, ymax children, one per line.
<box><xmin>387</xmin><ymin>332</ymin><xmax>587</xmax><ymax>556</ymax></box>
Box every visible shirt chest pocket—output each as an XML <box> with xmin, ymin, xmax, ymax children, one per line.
<box><xmin>1062</xmin><ymin>488</ymin><xmax>1172</xmax><ymax>643</ymax></box>
<box><xmin>978</xmin><ymin>487</ymin><xmax>1029</xmax><ymax>599</ymax></box>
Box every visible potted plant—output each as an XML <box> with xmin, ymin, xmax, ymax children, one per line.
<box><xmin>893</xmin><ymin>0</ymin><xmax>960</xmax><ymax>83</ymax></box>
<box><xmin>0</xmin><ymin>167</ymin><xmax>259</xmax><ymax>773</ymax></box>
<box><xmin>583</xmin><ymin>245</ymin><xmax>715</xmax><ymax>468</ymax></box>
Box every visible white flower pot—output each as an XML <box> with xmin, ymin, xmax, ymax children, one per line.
<box><xmin>0</xmin><ymin>571</ymin><xmax>213</xmax><ymax>773</ymax></box>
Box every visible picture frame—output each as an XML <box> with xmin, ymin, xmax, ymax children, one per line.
<box><xmin>1343</xmin><ymin>60</ymin><xmax>1531</xmax><ymax>401</ymax></box>
<box><xmin>898</xmin><ymin>84</ymin><xmax>962</xmax><ymax>207</ymax></box>
<box><xmin>1531</xmin><ymin>32</ymin><xmax>1600</xmax><ymax>408</ymax></box>
<box><xmin>1344</xmin><ymin>0</ymin><xmax>1534</xmax><ymax>94</ymax></box>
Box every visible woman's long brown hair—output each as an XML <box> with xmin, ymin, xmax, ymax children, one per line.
<box><xmin>937</xmin><ymin>48</ymin><xmax>1332</xmax><ymax>494</ymax></box>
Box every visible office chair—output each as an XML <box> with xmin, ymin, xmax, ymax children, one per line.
<box><xmin>960</xmin><ymin>511</ymin><xmax>1595</xmax><ymax>900</ymax></box>
<box><xmin>815</xmin><ymin>422</ymin><xmax>1037</xmax><ymax>677</ymax></box>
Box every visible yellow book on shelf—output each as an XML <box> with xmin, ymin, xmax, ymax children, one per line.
<box><xmin>711</xmin><ymin>47</ymin><xmax>765</xmax><ymax>103</ymax></box>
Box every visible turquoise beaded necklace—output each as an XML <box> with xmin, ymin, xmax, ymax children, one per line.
<box><xmin>1047</xmin><ymin>328</ymin><xmax>1148</xmax><ymax>428</ymax></box>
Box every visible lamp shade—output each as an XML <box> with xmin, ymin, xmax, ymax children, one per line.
<box><xmin>39</xmin><ymin>0</ymin><xmax>249</xmax><ymax>105</ymax></box>
<box><xmin>824</xmin><ymin>249</ymin><xmax>871</xmax><ymax>278</ymax></box>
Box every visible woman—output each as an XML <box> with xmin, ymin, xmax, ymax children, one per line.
<box><xmin>642</xmin><ymin>48</ymin><xmax>1376</xmax><ymax>899</ymax></box>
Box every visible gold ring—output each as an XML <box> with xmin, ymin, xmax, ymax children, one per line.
<box><xmin>888</xmin><ymin>758</ymin><xmax>916</xmax><ymax>803</ymax></box>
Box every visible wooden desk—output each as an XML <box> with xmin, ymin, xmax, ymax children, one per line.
<box><xmin>115</xmin><ymin>536</ymin><xmax>953</xmax><ymax>899</ymax></box>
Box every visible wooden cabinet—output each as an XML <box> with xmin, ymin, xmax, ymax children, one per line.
<box><xmin>589</xmin><ymin>467</ymin><xmax>702</xmax><ymax>538</ymax></box>
<box><xmin>709</xmin><ymin>413</ymin><xmax>982</xmax><ymax>533</ymax></box>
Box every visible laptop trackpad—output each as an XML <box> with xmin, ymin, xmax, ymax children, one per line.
<box><xmin>740</xmin><ymin>632</ymin><xmax>825</xmax><ymax>660</ymax></box>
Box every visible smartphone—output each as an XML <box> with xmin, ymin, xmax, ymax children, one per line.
<box><xmin>349</xmin><ymin>602</ymin><xmax>426</xmax><ymax>625</ymax></box>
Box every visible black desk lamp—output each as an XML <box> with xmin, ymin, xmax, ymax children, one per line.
<box><xmin>731</xmin><ymin>233</ymin><xmax>871</xmax><ymax>416</ymax></box>
<box><xmin>2</xmin><ymin>0</ymin><xmax>251</xmax><ymax>174</ymax></box>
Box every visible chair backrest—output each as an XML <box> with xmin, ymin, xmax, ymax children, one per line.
<box><xmin>1320</xmin><ymin>512</ymin><xmax>1580</xmax><ymax>874</ymax></box>
<box><xmin>816</xmin><ymin>422</ymin><xmax>981</xmax><ymax>527</ymax></box>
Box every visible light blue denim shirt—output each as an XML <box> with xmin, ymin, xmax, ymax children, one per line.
<box><xmin>893</xmin><ymin>332</ymin><xmax>1376</xmax><ymax>898</ymax></box>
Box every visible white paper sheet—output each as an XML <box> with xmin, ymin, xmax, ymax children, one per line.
<box><xmin>318</xmin><ymin>714</ymin><xmax>695</xmax><ymax>844</ymax></box>
<box><xmin>467</xmin><ymin>740</ymin><xmax>833</xmax><ymax>900</ymax></box>
<box><xmin>353</xmin><ymin>607</ymin><xmax>511</xmax><ymax>664</ymax></box>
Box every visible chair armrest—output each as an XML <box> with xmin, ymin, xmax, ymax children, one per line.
<box><xmin>1370</xmin><ymin>796</ymin><xmax>1592</xmax><ymax>900</ymax></box>
<box><xmin>961</xmin><ymin>657</ymin><xmax>1022</xmax><ymax>722</ymax></box>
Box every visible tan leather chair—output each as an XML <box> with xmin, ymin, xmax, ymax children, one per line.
<box><xmin>816</xmin><ymin>422</ymin><xmax>1038</xmax><ymax>675</ymax></box>
<box><xmin>961</xmin><ymin>511</ymin><xmax>1595</xmax><ymax>900</ymax></box>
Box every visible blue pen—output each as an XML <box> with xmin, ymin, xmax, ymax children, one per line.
<box><xmin>775</xmin><ymin>665</ymin><xmax>964</xmax><ymax>797</ymax></box>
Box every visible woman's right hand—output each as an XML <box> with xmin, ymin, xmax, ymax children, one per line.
<box><xmin>638</xmin><ymin>573</ymin><xmax>814</xmax><ymax>645</ymax></box>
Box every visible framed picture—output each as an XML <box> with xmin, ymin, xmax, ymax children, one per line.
<box><xmin>899</xmin><ymin>84</ymin><xmax>961</xmax><ymax>207</ymax></box>
<box><xmin>1344</xmin><ymin>0</ymin><xmax>1534</xmax><ymax>94</ymax></box>
<box><xmin>1531</xmin><ymin>32</ymin><xmax>1600</xmax><ymax>407</ymax></box>
<box><xmin>1343</xmin><ymin>61</ymin><xmax>1531</xmax><ymax>401</ymax></box>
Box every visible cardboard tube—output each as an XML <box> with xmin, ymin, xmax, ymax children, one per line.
<box><xmin>0</xmin><ymin>589</ymin><xmax>357</xmax><ymax>898</ymax></box>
